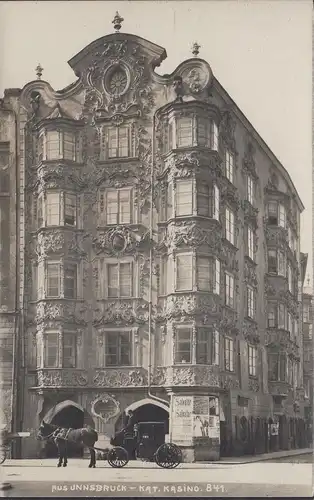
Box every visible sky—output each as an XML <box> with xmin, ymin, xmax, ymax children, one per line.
<box><xmin>0</xmin><ymin>0</ymin><xmax>312</xmax><ymax>283</ymax></box>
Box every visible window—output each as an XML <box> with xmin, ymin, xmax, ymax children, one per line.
<box><xmin>212</xmin><ymin>329</ymin><xmax>220</xmax><ymax>366</ymax></box>
<box><xmin>62</xmin><ymin>333</ymin><xmax>77</xmax><ymax>368</ymax></box>
<box><xmin>247</xmin><ymin>286</ymin><xmax>255</xmax><ymax>319</ymax></box>
<box><xmin>225</xmin><ymin>208</ymin><xmax>235</xmax><ymax>245</ymax></box>
<box><xmin>46</xmin><ymin>192</ymin><xmax>60</xmax><ymax>226</ymax></box>
<box><xmin>213</xmin><ymin>184</ymin><xmax>220</xmax><ymax>221</ymax></box>
<box><xmin>288</xmin><ymin>226</ymin><xmax>295</xmax><ymax>252</ymax></box>
<box><xmin>44</xmin><ymin>332</ymin><xmax>59</xmax><ymax>368</ymax></box>
<box><xmin>196</xmin><ymin>257</ymin><xmax>220</xmax><ymax>294</ymax></box>
<box><xmin>247</xmin><ymin>226</ymin><xmax>254</xmax><ymax>260</ymax></box>
<box><xmin>105</xmin><ymin>189</ymin><xmax>132</xmax><ymax>225</ymax></box>
<box><xmin>106</xmin><ymin>126</ymin><xmax>129</xmax><ymax>158</ymax></box>
<box><xmin>212</xmin><ymin>121</ymin><xmax>219</xmax><ymax>151</ymax></box>
<box><xmin>107</xmin><ymin>262</ymin><xmax>132</xmax><ymax>298</ymax></box>
<box><xmin>197</xmin><ymin>118</ymin><xmax>210</xmax><ymax>147</ymax></box>
<box><xmin>159</xmin><ymin>255</ymin><xmax>167</xmax><ymax>295</ymax></box>
<box><xmin>63</xmin><ymin>132</ymin><xmax>76</xmax><ymax>161</ymax></box>
<box><xmin>248</xmin><ymin>344</ymin><xmax>257</xmax><ymax>376</ymax></box>
<box><xmin>225</xmin><ymin>273</ymin><xmax>234</xmax><ymax>308</ymax></box>
<box><xmin>268</xmin><ymin>353</ymin><xmax>286</xmax><ymax>382</ymax></box>
<box><xmin>197</xmin><ymin>183</ymin><xmax>211</xmax><ymax>217</ymax></box>
<box><xmin>278</xmin><ymin>303</ymin><xmax>286</xmax><ymax>329</ymax></box>
<box><xmin>225</xmin><ymin>150</ymin><xmax>234</xmax><ymax>183</ymax></box>
<box><xmin>176</xmin><ymin>254</ymin><xmax>193</xmax><ymax>291</ymax></box>
<box><xmin>167</xmin><ymin>182</ymin><xmax>173</xmax><ymax>219</ymax></box>
<box><xmin>64</xmin><ymin>194</ymin><xmax>77</xmax><ymax>226</ymax></box>
<box><xmin>267</xmin><ymin>303</ymin><xmax>276</xmax><ymax>328</ymax></box>
<box><xmin>287</xmin><ymin>312</ymin><xmax>292</xmax><ymax>335</ymax></box>
<box><xmin>64</xmin><ymin>264</ymin><xmax>77</xmax><ymax>299</ymax></box>
<box><xmin>247</xmin><ymin>175</ymin><xmax>254</xmax><ymax>205</ymax></box>
<box><xmin>224</xmin><ymin>337</ymin><xmax>234</xmax><ymax>372</ymax></box>
<box><xmin>46</xmin><ymin>131</ymin><xmax>61</xmax><ymax>160</ymax></box>
<box><xmin>177</xmin><ymin>117</ymin><xmax>193</xmax><ymax>147</ymax></box>
<box><xmin>303</xmin><ymin>304</ymin><xmax>310</xmax><ymax>323</ymax></box>
<box><xmin>196</xmin><ymin>329</ymin><xmax>211</xmax><ymax>364</ymax></box>
<box><xmin>267</xmin><ymin>249</ymin><xmax>286</xmax><ymax>276</ymax></box>
<box><xmin>175</xmin><ymin>327</ymin><xmax>192</xmax><ymax>364</ymax></box>
<box><xmin>287</xmin><ymin>263</ymin><xmax>293</xmax><ymax>293</ymax></box>
<box><xmin>105</xmin><ymin>331</ymin><xmax>132</xmax><ymax>366</ymax></box>
<box><xmin>176</xmin><ymin>179</ymin><xmax>193</xmax><ymax>215</ymax></box>
<box><xmin>278</xmin><ymin>251</ymin><xmax>286</xmax><ymax>276</ymax></box>
<box><xmin>267</xmin><ymin>202</ymin><xmax>286</xmax><ymax>227</ymax></box>
<box><xmin>37</xmin><ymin>196</ymin><xmax>43</xmax><ymax>228</ymax></box>
<box><xmin>46</xmin><ymin>263</ymin><xmax>61</xmax><ymax>297</ymax></box>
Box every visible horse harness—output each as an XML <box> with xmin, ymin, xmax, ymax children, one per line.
<box><xmin>51</xmin><ymin>427</ymin><xmax>73</xmax><ymax>442</ymax></box>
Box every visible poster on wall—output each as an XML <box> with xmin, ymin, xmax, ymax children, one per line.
<box><xmin>193</xmin><ymin>396</ymin><xmax>210</xmax><ymax>438</ymax></box>
<box><xmin>171</xmin><ymin>395</ymin><xmax>193</xmax><ymax>445</ymax></box>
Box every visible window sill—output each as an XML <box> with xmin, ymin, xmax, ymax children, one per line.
<box><xmin>36</xmin><ymin>159</ymin><xmax>84</xmax><ymax>168</ymax></box>
<box><xmin>97</xmin><ymin>296</ymin><xmax>139</xmax><ymax>301</ymax></box>
<box><xmin>222</xmin><ymin>237</ymin><xmax>238</xmax><ymax>251</ymax></box>
<box><xmin>244</xmin><ymin>255</ymin><xmax>257</xmax><ymax>267</ymax></box>
<box><xmin>244</xmin><ymin>316</ymin><xmax>257</xmax><ymax>324</ymax></box>
<box><xmin>98</xmin><ymin>156</ymin><xmax>139</xmax><ymax>164</ymax></box>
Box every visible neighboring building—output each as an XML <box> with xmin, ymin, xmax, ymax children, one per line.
<box><xmin>0</xmin><ymin>14</ymin><xmax>309</xmax><ymax>460</ymax></box>
<box><xmin>301</xmin><ymin>270</ymin><xmax>313</xmax><ymax>440</ymax></box>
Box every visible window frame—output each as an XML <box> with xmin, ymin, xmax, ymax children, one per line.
<box><xmin>225</xmin><ymin>207</ymin><xmax>235</xmax><ymax>245</ymax></box>
<box><xmin>248</xmin><ymin>344</ymin><xmax>257</xmax><ymax>377</ymax></box>
<box><xmin>247</xmin><ymin>174</ymin><xmax>254</xmax><ymax>205</ymax></box>
<box><xmin>247</xmin><ymin>225</ymin><xmax>254</xmax><ymax>261</ymax></box>
<box><xmin>224</xmin><ymin>337</ymin><xmax>234</xmax><ymax>372</ymax></box>
<box><xmin>103</xmin><ymin>188</ymin><xmax>132</xmax><ymax>225</ymax></box>
<box><xmin>104</xmin><ymin>330</ymin><xmax>133</xmax><ymax>367</ymax></box>
<box><xmin>247</xmin><ymin>285</ymin><xmax>255</xmax><ymax>319</ymax></box>
<box><xmin>174</xmin><ymin>326</ymin><xmax>192</xmax><ymax>364</ymax></box>
<box><xmin>175</xmin><ymin>179</ymin><xmax>193</xmax><ymax>216</ymax></box>
<box><xmin>106</xmin><ymin>261</ymin><xmax>133</xmax><ymax>298</ymax></box>
<box><xmin>225</xmin><ymin>150</ymin><xmax>234</xmax><ymax>183</ymax></box>
<box><xmin>44</xmin><ymin>129</ymin><xmax>79</xmax><ymax>162</ymax></box>
<box><xmin>42</xmin><ymin>330</ymin><xmax>78</xmax><ymax>369</ymax></box>
<box><xmin>175</xmin><ymin>253</ymin><xmax>193</xmax><ymax>292</ymax></box>
<box><xmin>225</xmin><ymin>272</ymin><xmax>235</xmax><ymax>308</ymax></box>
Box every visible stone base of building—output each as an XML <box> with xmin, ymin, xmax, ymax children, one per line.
<box><xmin>180</xmin><ymin>438</ymin><xmax>220</xmax><ymax>462</ymax></box>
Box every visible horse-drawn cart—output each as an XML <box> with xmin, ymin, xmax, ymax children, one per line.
<box><xmin>0</xmin><ymin>430</ymin><xmax>31</xmax><ymax>464</ymax></box>
<box><xmin>106</xmin><ymin>421</ymin><xmax>182</xmax><ymax>468</ymax></box>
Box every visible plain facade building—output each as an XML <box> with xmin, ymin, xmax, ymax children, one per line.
<box><xmin>0</xmin><ymin>16</ymin><xmax>309</xmax><ymax>460</ymax></box>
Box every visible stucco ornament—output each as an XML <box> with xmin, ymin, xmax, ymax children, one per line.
<box><xmin>36</xmin><ymin>231</ymin><xmax>65</xmax><ymax>256</ymax></box>
<box><xmin>93</xmin><ymin>300</ymin><xmax>149</xmax><ymax>326</ymax></box>
<box><xmin>93</xmin><ymin>369</ymin><xmax>148</xmax><ymax>388</ymax></box>
<box><xmin>91</xmin><ymin>394</ymin><xmax>120</xmax><ymax>423</ymax></box>
<box><xmin>163</xmin><ymin>293</ymin><xmax>220</xmax><ymax>321</ymax></box>
<box><xmin>152</xmin><ymin>365</ymin><xmax>219</xmax><ymax>388</ymax></box>
<box><xmin>163</xmin><ymin>221</ymin><xmax>222</xmax><ymax>253</ymax></box>
<box><xmin>37</xmin><ymin>369</ymin><xmax>88</xmax><ymax>388</ymax></box>
<box><xmin>168</xmin><ymin>152</ymin><xmax>200</xmax><ymax>179</ymax></box>
<box><xmin>180</xmin><ymin>60</ymin><xmax>212</xmax><ymax>96</ymax></box>
<box><xmin>93</xmin><ymin>227</ymin><xmax>150</xmax><ymax>257</ymax></box>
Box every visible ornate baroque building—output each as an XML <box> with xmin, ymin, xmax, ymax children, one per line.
<box><xmin>301</xmin><ymin>267</ymin><xmax>313</xmax><ymax>437</ymax></box>
<box><xmin>0</xmin><ymin>14</ymin><xmax>309</xmax><ymax>460</ymax></box>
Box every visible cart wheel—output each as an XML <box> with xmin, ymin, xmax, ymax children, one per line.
<box><xmin>0</xmin><ymin>448</ymin><xmax>7</xmax><ymax>465</ymax></box>
<box><xmin>155</xmin><ymin>443</ymin><xmax>182</xmax><ymax>469</ymax></box>
<box><xmin>107</xmin><ymin>447</ymin><xmax>129</xmax><ymax>468</ymax></box>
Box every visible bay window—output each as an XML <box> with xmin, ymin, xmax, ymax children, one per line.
<box><xmin>225</xmin><ymin>272</ymin><xmax>234</xmax><ymax>308</ymax></box>
<box><xmin>107</xmin><ymin>262</ymin><xmax>133</xmax><ymax>298</ymax></box>
<box><xmin>224</xmin><ymin>337</ymin><xmax>234</xmax><ymax>372</ymax></box>
<box><xmin>176</xmin><ymin>179</ymin><xmax>193</xmax><ymax>216</ymax></box>
<box><xmin>225</xmin><ymin>208</ymin><xmax>235</xmax><ymax>245</ymax></box>
<box><xmin>197</xmin><ymin>118</ymin><xmax>210</xmax><ymax>147</ymax></box>
<box><xmin>170</xmin><ymin>116</ymin><xmax>219</xmax><ymax>150</ymax></box>
<box><xmin>267</xmin><ymin>201</ymin><xmax>286</xmax><ymax>228</ymax></box>
<box><xmin>225</xmin><ymin>150</ymin><xmax>234</xmax><ymax>183</ymax></box>
<box><xmin>104</xmin><ymin>331</ymin><xmax>132</xmax><ymax>367</ymax></box>
<box><xmin>197</xmin><ymin>183</ymin><xmax>220</xmax><ymax>220</ymax></box>
<box><xmin>268</xmin><ymin>353</ymin><xmax>287</xmax><ymax>382</ymax></box>
<box><xmin>44</xmin><ymin>130</ymin><xmax>79</xmax><ymax>162</ymax></box>
<box><xmin>44</xmin><ymin>261</ymin><xmax>79</xmax><ymax>299</ymax></box>
<box><xmin>248</xmin><ymin>344</ymin><xmax>257</xmax><ymax>376</ymax></box>
<box><xmin>174</xmin><ymin>327</ymin><xmax>220</xmax><ymax>365</ymax></box>
<box><xmin>176</xmin><ymin>253</ymin><xmax>193</xmax><ymax>291</ymax></box>
<box><xmin>247</xmin><ymin>285</ymin><xmax>255</xmax><ymax>319</ymax></box>
<box><xmin>267</xmin><ymin>249</ymin><xmax>286</xmax><ymax>276</ymax></box>
<box><xmin>43</xmin><ymin>331</ymin><xmax>78</xmax><ymax>368</ymax></box>
<box><xmin>36</xmin><ymin>191</ymin><xmax>78</xmax><ymax>228</ymax></box>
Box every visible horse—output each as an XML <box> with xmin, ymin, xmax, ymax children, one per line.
<box><xmin>37</xmin><ymin>420</ymin><xmax>98</xmax><ymax>468</ymax></box>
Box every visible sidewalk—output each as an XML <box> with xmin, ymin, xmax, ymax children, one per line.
<box><xmin>216</xmin><ymin>447</ymin><xmax>313</xmax><ymax>464</ymax></box>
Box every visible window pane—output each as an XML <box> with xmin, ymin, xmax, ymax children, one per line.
<box><xmin>108</xmin><ymin>128</ymin><xmax>118</xmax><ymax>158</ymax></box>
<box><xmin>120</xmin><ymin>332</ymin><xmax>131</xmax><ymax>365</ymax></box>
<box><xmin>106</xmin><ymin>333</ymin><xmax>118</xmax><ymax>366</ymax></box>
<box><xmin>47</xmin><ymin>131</ymin><xmax>60</xmax><ymax>160</ymax></box>
<box><xmin>225</xmin><ymin>273</ymin><xmax>234</xmax><ymax>308</ymax></box>
<box><xmin>225</xmin><ymin>208</ymin><xmax>235</xmax><ymax>244</ymax></box>
<box><xmin>177</xmin><ymin>118</ymin><xmax>193</xmax><ymax>147</ymax></box>
<box><xmin>63</xmin><ymin>132</ymin><xmax>76</xmax><ymax>161</ymax></box>
<box><xmin>268</xmin><ymin>250</ymin><xmax>277</xmax><ymax>273</ymax></box>
<box><xmin>62</xmin><ymin>334</ymin><xmax>76</xmax><ymax>368</ymax></box>
<box><xmin>212</xmin><ymin>121</ymin><xmax>219</xmax><ymax>151</ymax></box>
<box><xmin>64</xmin><ymin>194</ymin><xmax>76</xmax><ymax>226</ymax></box>
<box><xmin>64</xmin><ymin>264</ymin><xmax>77</xmax><ymax>299</ymax></box>
<box><xmin>47</xmin><ymin>263</ymin><xmax>60</xmax><ymax>297</ymax></box>
<box><xmin>44</xmin><ymin>333</ymin><xmax>59</xmax><ymax>367</ymax></box>
<box><xmin>108</xmin><ymin>264</ymin><xmax>118</xmax><ymax>297</ymax></box>
<box><xmin>120</xmin><ymin>263</ymin><xmax>132</xmax><ymax>297</ymax></box>
<box><xmin>175</xmin><ymin>328</ymin><xmax>192</xmax><ymax>364</ymax></box>
<box><xmin>268</xmin><ymin>202</ymin><xmax>278</xmax><ymax>225</ymax></box>
<box><xmin>119</xmin><ymin>190</ymin><xmax>131</xmax><ymax>223</ymax></box>
<box><xmin>176</xmin><ymin>254</ymin><xmax>193</xmax><ymax>290</ymax></box>
<box><xmin>224</xmin><ymin>338</ymin><xmax>233</xmax><ymax>371</ymax></box>
<box><xmin>176</xmin><ymin>180</ymin><xmax>192</xmax><ymax>215</ymax></box>
<box><xmin>197</xmin><ymin>257</ymin><xmax>212</xmax><ymax>291</ymax></box>
<box><xmin>118</xmin><ymin>127</ymin><xmax>129</xmax><ymax>157</ymax></box>
<box><xmin>197</xmin><ymin>183</ymin><xmax>210</xmax><ymax>216</ymax></box>
<box><xmin>198</xmin><ymin>118</ymin><xmax>209</xmax><ymax>147</ymax></box>
<box><xmin>106</xmin><ymin>191</ymin><xmax>118</xmax><ymax>224</ymax></box>
<box><xmin>46</xmin><ymin>192</ymin><xmax>60</xmax><ymax>226</ymax></box>
<box><xmin>225</xmin><ymin>150</ymin><xmax>234</xmax><ymax>183</ymax></box>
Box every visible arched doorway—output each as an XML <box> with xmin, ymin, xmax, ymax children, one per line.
<box><xmin>42</xmin><ymin>400</ymin><xmax>93</xmax><ymax>458</ymax></box>
<box><xmin>115</xmin><ymin>398</ymin><xmax>169</xmax><ymax>434</ymax></box>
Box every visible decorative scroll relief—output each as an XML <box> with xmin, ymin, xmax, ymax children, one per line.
<box><xmin>34</xmin><ymin>301</ymin><xmax>87</xmax><ymax>326</ymax></box>
<box><xmin>92</xmin><ymin>226</ymin><xmax>150</xmax><ymax>257</ymax></box>
<box><xmin>37</xmin><ymin>369</ymin><xmax>88</xmax><ymax>388</ymax></box>
<box><xmin>93</xmin><ymin>368</ymin><xmax>148</xmax><ymax>388</ymax></box>
<box><xmin>162</xmin><ymin>293</ymin><xmax>220</xmax><ymax>321</ymax></box>
<box><xmin>35</xmin><ymin>231</ymin><xmax>65</xmax><ymax>257</ymax></box>
<box><xmin>219</xmin><ymin>108</ymin><xmax>236</xmax><ymax>151</ymax></box>
<box><xmin>161</xmin><ymin>221</ymin><xmax>222</xmax><ymax>253</ymax></box>
<box><xmin>90</xmin><ymin>393</ymin><xmax>120</xmax><ymax>423</ymax></box>
<box><xmin>220</xmin><ymin>374</ymin><xmax>240</xmax><ymax>390</ymax></box>
<box><xmin>179</xmin><ymin>60</ymin><xmax>213</xmax><ymax>96</ymax></box>
<box><xmin>93</xmin><ymin>300</ymin><xmax>149</xmax><ymax>327</ymax></box>
<box><xmin>151</xmin><ymin>365</ymin><xmax>219</xmax><ymax>388</ymax></box>
<box><xmin>248</xmin><ymin>378</ymin><xmax>260</xmax><ymax>393</ymax></box>
<box><xmin>244</xmin><ymin>260</ymin><xmax>258</xmax><ymax>287</ymax></box>
<box><xmin>242</xmin><ymin>319</ymin><xmax>260</xmax><ymax>344</ymax></box>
